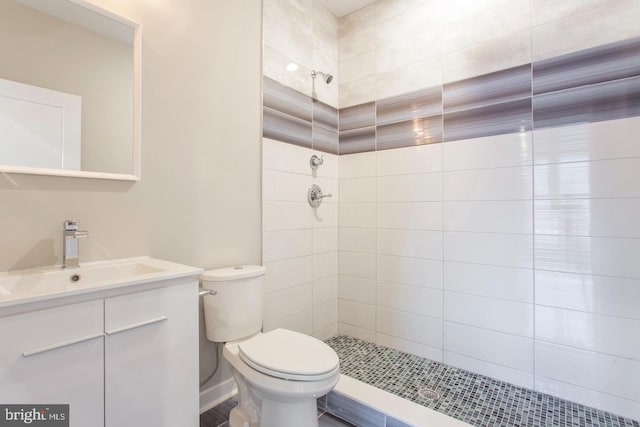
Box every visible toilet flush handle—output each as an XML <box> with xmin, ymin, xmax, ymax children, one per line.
<box><xmin>198</xmin><ymin>289</ymin><xmax>217</xmax><ymax>296</ymax></box>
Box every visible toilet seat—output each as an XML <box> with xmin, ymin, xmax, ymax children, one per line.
<box><xmin>238</xmin><ymin>329</ymin><xmax>339</xmax><ymax>381</ymax></box>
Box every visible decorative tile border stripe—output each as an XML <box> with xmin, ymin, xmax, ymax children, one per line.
<box><xmin>325</xmin><ymin>335</ymin><xmax>640</xmax><ymax>427</ymax></box>
<box><xmin>443</xmin><ymin>98</ymin><xmax>531</xmax><ymax>142</ymax></box>
<box><xmin>443</xmin><ymin>64</ymin><xmax>531</xmax><ymax>113</ymax></box>
<box><xmin>377</xmin><ymin>87</ymin><xmax>442</xmax><ymax>126</ymax></box>
<box><xmin>263</xmin><ymin>77</ymin><xmax>338</xmax><ymax>154</ymax></box>
<box><xmin>533</xmin><ymin>37</ymin><xmax>640</xmax><ymax>95</ymax></box>
<box><xmin>533</xmin><ymin>76</ymin><xmax>640</xmax><ymax>129</ymax></box>
<box><xmin>263</xmin><ymin>37</ymin><xmax>640</xmax><ymax>155</ymax></box>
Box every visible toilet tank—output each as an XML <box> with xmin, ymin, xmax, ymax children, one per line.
<box><xmin>201</xmin><ymin>265</ymin><xmax>266</xmax><ymax>343</ymax></box>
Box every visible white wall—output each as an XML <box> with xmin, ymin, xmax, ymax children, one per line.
<box><xmin>0</xmin><ymin>0</ymin><xmax>263</xmax><ymax>401</ymax></box>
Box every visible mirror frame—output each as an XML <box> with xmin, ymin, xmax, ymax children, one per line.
<box><xmin>0</xmin><ymin>0</ymin><xmax>141</xmax><ymax>181</ymax></box>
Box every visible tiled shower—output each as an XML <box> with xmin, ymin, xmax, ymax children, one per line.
<box><xmin>261</xmin><ymin>0</ymin><xmax>640</xmax><ymax>421</ymax></box>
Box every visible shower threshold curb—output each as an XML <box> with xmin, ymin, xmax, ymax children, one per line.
<box><xmin>326</xmin><ymin>374</ymin><xmax>472</xmax><ymax>427</ymax></box>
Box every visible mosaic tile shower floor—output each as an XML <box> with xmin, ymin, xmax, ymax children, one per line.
<box><xmin>325</xmin><ymin>335</ymin><xmax>639</xmax><ymax>427</ymax></box>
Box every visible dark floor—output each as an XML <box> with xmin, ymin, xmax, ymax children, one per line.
<box><xmin>326</xmin><ymin>335</ymin><xmax>640</xmax><ymax>427</ymax></box>
<box><xmin>200</xmin><ymin>395</ymin><xmax>355</xmax><ymax>427</ymax></box>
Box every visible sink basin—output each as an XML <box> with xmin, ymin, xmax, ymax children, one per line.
<box><xmin>0</xmin><ymin>257</ymin><xmax>202</xmax><ymax>309</ymax></box>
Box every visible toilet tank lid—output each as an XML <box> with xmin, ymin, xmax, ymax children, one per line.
<box><xmin>201</xmin><ymin>265</ymin><xmax>266</xmax><ymax>282</ymax></box>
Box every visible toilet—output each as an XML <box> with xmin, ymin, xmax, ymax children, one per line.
<box><xmin>201</xmin><ymin>265</ymin><xmax>340</xmax><ymax>427</ymax></box>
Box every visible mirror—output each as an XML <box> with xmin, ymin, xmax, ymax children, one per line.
<box><xmin>0</xmin><ymin>0</ymin><xmax>140</xmax><ymax>180</ymax></box>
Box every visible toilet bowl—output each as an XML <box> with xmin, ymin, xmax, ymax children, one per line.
<box><xmin>223</xmin><ymin>328</ymin><xmax>339</xmax><ymax>427</ymax></box>
<box><xmin>200</xmin><ymin>266</ymin><xmax>340</xmax><ymax>427</ymax></box>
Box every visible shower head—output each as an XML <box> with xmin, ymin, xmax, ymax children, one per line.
<box><xmin>311</xmin><ymin>70</ymin><xmax>333</xmax><ymax>84</ymax></box>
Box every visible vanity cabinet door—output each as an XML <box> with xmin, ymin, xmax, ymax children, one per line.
<box><xmin>0</xmin><ymin>300</ymin><xmax>105</xmax><ymax>427</ymax></box>
<box><xmin>104</xmin><ymin>281</ymin><xmax>199</xmax><ymax>427</ymax></box>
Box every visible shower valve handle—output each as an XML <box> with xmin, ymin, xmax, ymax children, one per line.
<box><xmin>308</xmin><ymin>184</ymin><xmax>332</xmax><ymax>208</ymax></box>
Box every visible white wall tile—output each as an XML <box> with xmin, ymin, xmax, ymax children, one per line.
<box><xmin>338</xmin><ymin>322</ymin><xmax>376</xmax><ymax>342</ymax></box>
<box><xmin>340</xmin><ymin>50</ymin><xmax>376</xmax><ymax>84</ymax></box>
<box><xmin>313</xmin><ymin>322</ymin><xmax>338</xmax><ymax>341</ymax></box>
<box><xmin>378</xmin><ymin>229</ymin><xmax>443</xmax><ymax>260</ymax></box>
<box><xmin>376</xmin><ymin>29</ymin><xmax>443</xmax><ymax>74</ymax></box>
<box><xmin>444</xmin><ymin>201</ymin><xmax>533</xmax><ymax>234</ymax></box>
<box><xmin>534</xmin><ymin>158</ymin><xmax>640</xmax><ymax>199</ymax></box>
<box><xmin>376</xmin><ymin>57</ymin><xmax>443</xmax><ymax>100</ymax></box>
<box><xmin>444</xmin><ymin>261</ymin><xmax>533</xmax><ymax>303</ymax></box>
<box><xmin>535</xmin><ymin>235</ymin><xmax>640</xmax><ymax>279</ymax></box>
<box><xmin>535</xmin><ymin>305</ymin><xmax>640</xmax><ymax>360</ymax></box>
<box><xmin>533</xmin><ymin>117</ymin><xmax>640</xmax><ymax>165</ymax></box>
<box><xmin>443</xmin><ymin>28</ymin><xmax>531</xmax><ymax>83</ymax></box>
<box><xmin>531</xmin><ymin>0</ymin><xmax>640</xmax><ymax>61</ymax></box>
<box><xmin>339</xmin><ymin>4</ymin><xmax>375</xmax><ymax>37</ymax></box>
<box><xmin>339</xmin><ymin>251</ymin><xmax>376</xmax><ymax>279</ymax></box>
<box><xmin>444</xmin><ymin>232</ymin><xmax>534</xmax><ymax>269</ymax></box>
<box><xmin>377</xmin><ymin>144</ymin><xmax>443</xmax><ymax>176</ymax></box>
<box><xmin>263</xmin><ymin>229</ymin><xmax>312</xmax><ymax>262</ymax></box>
<box><xmin>264</xmin><ymin>256</ymin><xmax>313</xmax><ymax>294</ymax></box>
<box><xmin>531</xmin><ymin>0</ymin><xmax>619</xmax><ymax>26</ymax></box>
<box><xmin>339</xmin><ymin>25</ymin><xmax>376</xmax><ymax>60</ymax></box>
<box><xmin>263</xmin><ymin>138</ymin><xmax>315</xmax><ymax>174</ymax></box>
<box><xmin>313</xmin><ymin>251</ymin><xmax>339</xmax><ymax>280</ymax></box>
<box><xmin>534</xmin><ymin>376</ymin><xmax>640</xmax><ymax>421</ymax></box>
<box><xmin>313</xmin><ymin>299</ymin><xmax>339</xmax><ymax>330</ymax></box>
<box><xmin>445</xmin><ymin>351</ymin><xmax>534</xmax><ymax>389</ymax></box>
<box><xmin>444</xmin><ymin>166</ymin><xmax>533</xmax><ymax>201</ymax></box>
<box><xmin>264</xmin><ymin>283</ymin><xmax>313</xmax><ymax>325</ymax></box>
<box><xmin>314</xmin><ymin>176</ymin><xmax>339</xmax><ymax>203</ymax></box>
<box><xmin>263</xmin><ymin>201</ymin><xmax>311</xmax><ymax>231</ymax></box>
<box><xmin>377</xmin><ymin>333</ymin><xmax>444</xmax><ymax>362</ymax></box>
<box><xmin>444</xmin><ymin>322</ymin><xmax>534</xmax><ymax>372</ymax></box>
<box><xmin>263</xmin><ymin>170</ymin><xmax>311</xmax><ymax>202</ymax></box>
<box><xmin>378</xmin><ymin>281</ymin><xmax>443</xmax><ymax>318</ymax></box>
<box><xmin>377</xmin><ymin>4</ymin><xmax>442</xmax><ymax>48</ymax></box>
<box><xmin>444</xmin><ymin>292</ymin><xmax>533</xmax><ymax>337</ymax></box>
<box><xmin>375</xmin><ymin>0</ymin><xmax>427</xmax><ymax>24</ymax></box>
<box><xmin>340</xmin><ymin>177</ymin><xmax>377</xmax><ymax>202</ymax></box>
<box><xmin>314</xmin><ymin>151</ymin><xmax>339</xmax><ymax>178</ymax></box>
<box><xmin>263</xmin><ymin>46</ymin><xmax>314</xmax><ymax>98</ymax></box>
<box><xmin>313</xmin><ymin>275</ymin><xmax>339</xmax><ymax>305</ymax></box>
<box><xmin>443</xmin><ymin>132</ymin><xmax>532</xmax><ymax>171</ymax></box>
<box><xmin>264</xmin><ymin>308</ymin><xmax>313</xmax><ymax>336</ymax></box>
<box><xmin>339</xmin><ymin>299</ymin><xmax>376</xmax><ymax>329</ymax></box>
<box><xmin>443</xmin><ymin>0</ymin><xmax>531</xmax><ymax>53</ymax></box>
<box><xmin>535</xmin><ymin>198</ymin><xmax>640</xmax><ymax>239</ymax></box>
<box><xmin>535</xmin><ymin>341</ymin><xmax>640</xmax><ymax>401</ymax></box>
<box><xmin>339</xmin><ymin>203</ymin><xmax>376</xmax><ymax>228</ymax></box>
<box><xmin>378</xmin><ymin>174</ymin><xmax>443</xmax><ymax>202</ymax></box>
<box><xmin>339</xmin><ymin>275</ymin><xmax>376</xmax><ymax>305</ymax></box>
<box><xmin>377</xmin><ymin>307</ymin><xmax>443</xmax><ymax>349</ymax></box>
<box><xmin>314</xmin><ymin>203</ymin><xmax>339</xmax><ymax>229</ymax></box>
<box><xmin>339</xmin><ymin>76</ymin><xmax>376</xmax><ymax>108</ymax></box>
<box><xmin>535</xmin><ymin>270</ymin><xmax>640</xmax><ymax>319</ymax></box>
<box><xmin>339</xmin><ymin>151</ymin><xmax>377</xmax><ymax>178</ymax></box>
<box><xmin>377</xmin><ymin>202</ymin><xmax>443</xmax><ymax>230</ymax></box>
<box><xmin>339</xmin><ymin>227</ymin><xmax>376</xmax><ymax>253</ymax></box>
<box><xmin>313</xmin><ymin>228</ymin><xmax>338</xmax><ymax>254</ymax></box>
<box><xmin>377</xmin><ymin>255</ymin><xmax>443</xmax><ymax>289</ymax></box>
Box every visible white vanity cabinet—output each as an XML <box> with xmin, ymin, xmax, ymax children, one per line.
<box><xmin>0</xmin><ymin>277</ymin><xmax>199</xmax><ymax>427</ymax></box>
<box><xmin>0</xmin><ymin>300</ymin><xmax>105</xmax><ymax>426</ymax></box>
<box><xmin>104</xmin><ymin>282</ymin><xmax>199</xmax><ymax>427</ymax></box>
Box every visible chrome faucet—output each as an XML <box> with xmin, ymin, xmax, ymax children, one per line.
<box><xmin>63</xmin><ymin>220</ymin><xmax>89</xmax><ymax>268</ymax></box>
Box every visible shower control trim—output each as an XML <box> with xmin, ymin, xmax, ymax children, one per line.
<box><xmin>308</xmin><ymin>184</ymin><xmax>332</xmax><ymax>208</ymax></box>
<box><xmin>310</xmin><ymin>154</ymin><xmax>324</xmax><ymax>170</ymax></box>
